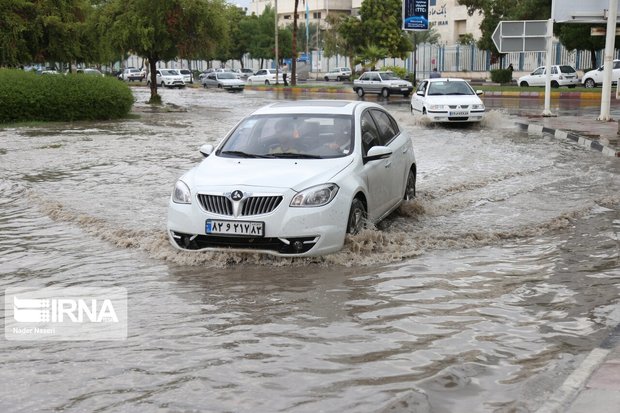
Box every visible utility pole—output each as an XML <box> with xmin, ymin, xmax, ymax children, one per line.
<box><xmin>275</xmin><ymin>0</ymin><xmax>279</xmax><ymax>85</ymax></box>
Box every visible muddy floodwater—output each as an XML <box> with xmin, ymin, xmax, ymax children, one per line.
<box><xmin>1</xmin><ymin>87</ymin><xmax>619</xmax><ymax>413</ymax></box>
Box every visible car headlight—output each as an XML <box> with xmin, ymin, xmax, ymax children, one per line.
<box><xmin>172</xmin><ymin>180</ymin><xmax>192</xmax><ymax>204</ymax></box>
<box><xmin>471</xmin><ymin>104</ymin><xmax>485</xmax><ymax>110</ymax></box>
<box><xmin>428</xmin><ymin>104</ymin><xmax>449</xmax><ymax>111</ymax></box>
<box><xmin>290</xmin><ymin>184</ymin><xmax>339</xmax><ymax>207</ymax></box>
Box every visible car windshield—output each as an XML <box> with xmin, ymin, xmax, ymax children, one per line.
<box><xmin>218</xmin><ymin>114</ymin><xmax>354</xmax><ymax>159</ymax></box>
<box><xmin>559</xmin><ymin>66</ymin><xmax>576</xmax><ymax>74</ymax></box>
<box><xmin>218</xmin><ymin>73</ymin><xmax>236</xmax><ymax>79</ymax></box>
<box><xmin>427</xmin><ymin>81</ymin><xmax>474</xmax><ymax>95</ymax></box>
<box><xmin>379</xmin><ymin>72</ymin><xmax>401</xmax><ymax>80</ymax></box>
<box><xmin>161</xmin><ymin>70</ymin><xmax>177</xmax><ymax>76</ymax></box>
<box><xmin>180</xmin><ymin>70</ymin><xmax>190</xmax><ymax>74</ymax></box>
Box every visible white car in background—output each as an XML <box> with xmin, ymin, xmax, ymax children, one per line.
<box><xmin>167</xmin><ymin>100</ymin><xmax>417</xmax><ymax>257</ymax></box>
<box><xmin>324</xmin><ymin>67</ymin><xmax>352</xmax><ymax>81</ymax></box>
<box><xmin>246</xmin><ymin>69</ymin><xmax>284</xmax><ymax>85</ymax></box>
<box><xmin>582</xmin><ymin>59</ymin><xmax>620</xmax><ymax>88</ymax></box>
<box><xmin>517</xmin><ymin>65</ymin><xmax>579</xmax><ymax>88</ymax></box>
<box><xmin>178</xmin><ymin>69</ymin><xmax>193</xmax><ymax>84</ymax></box>
<box><xmin>201</xmin><ymin>72</ymin><xmax>245</xmax><ymax>91</ymax></box>
<box><xmin>147</xmin><ymin>69</ymin><xmax>185</xmax><ymax>88</ymax></box>
<box><xmin>411</xmin><ymin>78</ymin><xmax>485</xmax><ymax>123</ymax></box>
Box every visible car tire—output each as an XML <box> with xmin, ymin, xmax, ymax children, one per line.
<box><xmin>551</xmin><ymin>80</ymin><xmax>559</xmax><ymax>88</ymax></box>
<box><xmin>218</xmin><ymin>84</ymin><xmax>222</xmax><ymax>89</ymax></box>
<box><xmin>265</xmin><ymin>80</ymin><xmax>270</xmax><ymax>85</ymax></box>
<box><xmin>336</xmin><ymin>76</ymin><xmax>341</xmax><ymax>81</ymax></box>
<box><xmin>324</xmin><ymin>76</ymin><xmax>329</xmax><ymax>81</ymax></box>
<box><xmin>381</xmin><ymin>88</ymin><xmax>390</xmax><ymax>98</ymax></box>
<box><xmin>519</xmin><ymin>81</ymin><xmax>529</xmax><ymax>87</ymax></box>
<box><xmin>584</xmin><ymin>78</ymin><xmax>596</xmax><ymax>88</ymax></box>
<box><xmin>404</xmin><ymin>168</ymin><xmax>416</xmax><ymax>200</ymax></box>
<box><xmin>346</xmin><ymin>198</ymin><xmax>367</xmax><ymax>235</ymax></box>
<box><xmin>356</xmin><ymin>88</ymin><xmax>365</xmax><ymax>97</ymax></box>
<box><xmin>160</xmin><ymin>81</ymin><xmax>165</xmax><ymax>88</ymax></box>
<box><xmin>203</xmin><ymin>83</ymin><xmax>207</xmax><ymax>88</ymax></box>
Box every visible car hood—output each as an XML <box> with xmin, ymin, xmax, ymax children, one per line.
<box><xmin>182</xmin><ymin>155</ymin><xmax>354</xmax><ymax>192</ymax></box>
<box><xmin>421</xmin><ymin>95</ymin><xmax>483</xmax><ymax>105</ymax></box>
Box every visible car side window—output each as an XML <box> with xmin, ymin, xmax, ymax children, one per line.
<box><xmin>370</xmin><ymin>109</ymin><xmax>399</xmax><ymax>146</ymax></box>
<box><xmin>360</xmin><ymin>111</ymin><xmax>381</xmax><ymax>156</ymax></box>
<box><xmin>532</xmin><ymin>68</ymin><xmax>544</xmax><ymax>75</ymax></box>
<box><xmin>359</xmin><ymin>73</ymin><xmax>369</xmax><ymax>81</ymax></box>
<box><xmin>615</xmin><ymin>61</ymin><xmax>620</xmax><ymax>69</ymax></box>
<box><xmin>416</xmin><ymin>81</ymin><xmax>427</xmax><ymax>94</ymax></box>
<box><xmin>551</xmin><ymin>66</ymin><xmax>558</xmax><ymax>75</ymax></box>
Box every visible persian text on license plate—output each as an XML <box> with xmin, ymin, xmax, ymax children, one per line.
<box><xmin>449</xmin><ymin>111</ymin><xmax>469</xmax><ymax>116</ymax></box>
<box><xmin>205</xmin><ymin>219</ymin><xmax>264</xmax><ymax>236</ymax></box>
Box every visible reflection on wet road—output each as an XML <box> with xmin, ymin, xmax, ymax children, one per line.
<box><xmin>0</xmin><ymin>87</ymin><xmax>618</xmax><ymax>412</ymax></box>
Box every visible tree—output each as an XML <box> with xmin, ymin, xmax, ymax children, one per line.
<box><xmin>359</xmin><ymin>0</ymin><xmax>411</xmax><ymax>60</ymax></box>
<box><xmin>554</xmin><ymin>23</ymin><xmax>617</xmax><ymax>69</ymax></box>
<box><xmin>0</xmin><ymin>0</ymin><xmax>33</xmax><ymax>66</ymax></box>
<box><xmin>322</xmin><ymin>14</ymin><xmax>349</xmax><ymax>67</ymax></box>
<box><xmin>97</xmin><ymin>0</ymin><xmax>227</xmax><ymax>103</ymax></box>
<box><xmin>291</xmin><ymin>0</ymin><xmax>301</xmax><ymax>86</ymax></box>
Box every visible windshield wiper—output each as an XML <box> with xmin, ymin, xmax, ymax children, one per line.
<box><xmin>263</xmin><ymin>152</ymin><xmax>322</xmax><ymax>159</ymax></box>
<box><xmin>220</xmin><ymin>150</ymin><xmax>267</xmax><ymax>158</ymax></box>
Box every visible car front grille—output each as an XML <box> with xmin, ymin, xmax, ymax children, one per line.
<box><xmin>448</xmin><ymin>105</ymin><xmax>470</xmax><ymax>109</ymax></box>
<box><xmin>197</xmin><ymin>194</ymin><xmax>282</xmax><ymax>216</ymax></box>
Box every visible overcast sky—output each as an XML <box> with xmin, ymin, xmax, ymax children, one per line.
<box><xmin>229</xmin><ymin>0</ymin><xmax>251</xmax><ymax>10</ymax></box>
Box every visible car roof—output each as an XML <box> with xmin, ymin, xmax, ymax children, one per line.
<box><xmin>424</xmin><ymin>77</ymin><xmax>470</xmax><ymax>82</ymax></box>
<box><xmin>251</xmin><ymin>100</ymin><xmax>375</xmax><ymax>116</ymax></box>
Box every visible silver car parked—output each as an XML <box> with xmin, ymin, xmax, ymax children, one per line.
<box><xmin>353</xmin><ymin>71</ymin><xmax>413</xmax><ymax>98</ymax></box>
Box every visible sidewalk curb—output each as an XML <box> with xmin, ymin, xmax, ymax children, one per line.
<box><xmin>535</xmin><ymin>324</ymin><xmax>620</xmax><ymax>413</ymax></box>
<box><xmin>515</xmin><ymin>122</ymin><xmax>620</xmax><ymax>157</ymax></box>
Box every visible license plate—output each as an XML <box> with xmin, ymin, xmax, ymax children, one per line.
<box><xmin>400</xmin><ymin>87</ymin><xmax>409</xmax><ymax>91</ymax></box>
<box><xmin>449</xmin><ymin>111</ymin><xmax>469</xmax><ymax>116</ymax></box>
<box><xmin>206</xmin><ymin>219</ymin><xmax>264</xmax><ymax>236</ymax></box>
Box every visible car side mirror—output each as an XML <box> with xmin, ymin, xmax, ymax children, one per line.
<box><xmin>200</xmin><ymin>144</ymin><xmax>214</xmax><ymax>157</ymax></box>
<box><xmin>364</xmin><ymin>146</ymin><xmax>392</xmax><ymax>163</ymax></box>
<box><xmin>416</xmin><ymin>90</ymin><xmax>424</xmax><ymax>96</ymax></box>
<box><xmin>476</xmin><ymin>90</ymin><xmax>484</xmax><ymax>96</ymax></box>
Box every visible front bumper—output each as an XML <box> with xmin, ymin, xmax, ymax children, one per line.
<box><xmin>426</xmin><ymin>109</ymin><xmax>485</xmax><ymax>123</ymax></box>
<box><xmin>167</xmin><ymin>188</ymin><xmax>349</xmax><ymax>257</ymax></box>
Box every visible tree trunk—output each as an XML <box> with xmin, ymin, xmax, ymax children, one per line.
<box><xmin>148</xmin><ymin>58</ymin><xmax>159</xmax><ymax>103</ymax></box>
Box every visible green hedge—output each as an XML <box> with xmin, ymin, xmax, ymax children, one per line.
<box><xmin>490</xmin><ymin>68</ymin><xmax>513</xmax><ymax>84</ymax></box>
<box><xmin>0</xmin><ymin>69</ymin><xmax>134</xmax><ymax>123</ymax></box>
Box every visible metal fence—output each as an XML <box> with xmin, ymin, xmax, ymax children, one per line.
<box><xmin>135</xmin><ymin>42</ymin><xmax>619</xmax><ymax>78</ymax></box>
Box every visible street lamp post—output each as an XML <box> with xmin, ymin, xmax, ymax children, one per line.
<box><xmin>275</xmin><ymin>0</ymin><xmax>279</xmax><ymax>85</ymax></box>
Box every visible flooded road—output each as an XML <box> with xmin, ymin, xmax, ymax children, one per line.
<box><xmin>1</xmin><ymin>87</ymin><xmax>619</xmax><ymax>412</ymax></box>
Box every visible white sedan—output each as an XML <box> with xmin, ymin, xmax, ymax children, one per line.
<box><xmin>167</xmin><ymin>100</ymin><xmax>417</xmax><ymax>257</ymax></box>
<box><xmin>201</xmin><ymin>72</ymin><xmax>245</xmax><ymax>91</ymax></box>
<box><xmin>410</xmin><ymin>78</ymin><xmax>485</xmax><ymax>123</ymax></box>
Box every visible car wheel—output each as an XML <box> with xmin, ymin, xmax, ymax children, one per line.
<box><xmin>324</xmin><ymin>76</ymin><xmax>329</xmax><ymax>81</ymax></box>
<box><xmin>381</xmin><ymin>88</ymin><xmax>390</xmax><ymax>98</ymax></box>
<box><xmin>160</xmin><ymin>81</ymin><xmax>165</xmax><ymax>88</ymax></box>
<box><xmin>404</xmin><ymin>168</ymin><xmax>416</xmax><ymax>201</ymax></box>
<box><xmin>265</xmin><ymin>80</ymin><xmax>270</xmax><ymax>85</ymax></box>
<box><xmin>336</xmin><ymin>76</ymin><xmax>341</xmax><ymax>81</ymax></box>
<box><xmin>584</xmin><ymin>78</ymin><xmax>596</xmax><ymax>88</ymax></box>
<box><xmin>520</xmin><ymin>81</ymin><xmax>529</xmax><ymax>87</ymax></box>
<box><xmin>202</xmin><ymin>83</ymin><xmax>207</xmax><ymax>88</ymax></box>
<box><xmin>356</xmin><ymin>88</ymin><xmax>365</xmax><ymax>97</ymax></box>
<box><xmin>551</xmin><ymin>80</ymin><xmax>559</xmax><ymax>88</ymax></box>
<box><xmin>346</xmin><ymin>198</ymin><xmax>367</xmax><ymax>235</ymax></box>
<box><xmin>218</xmin><ymin>84</ymin><xmax>222</xmax><ymax>88</ymax></box>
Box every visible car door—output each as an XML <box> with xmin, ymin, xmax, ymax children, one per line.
<box><xmin>253</xmin><ymin>70</ymin><xmax>266</xmax><ymax>83</ymax></box>
<box><xmin>411</xmin><ymin>80</ymin><xmax>428</xmax><ymax>114</ymax></box>
<box><xmin>613</xmin><ymin>61</ymin><xmax>620</xmax><ymax>83</ymax></box>
<box><xmin>205</xmin><ymin>73</ymin><xmax>217</xmax><ymax>88</ymax></box>
<box><xmin>359</xmin><ymin>110</ymin><xmax>394</xmax><ymax>218</ymax></box>
<box><xmin>370</xmin><ymin>108</ymin><xmax>409</xmax><ymax>207</ymax></box>
<box><xmin>368</xmin><ymin>73</ymin><xmax>383</xmax><ymax>94</ymax></box>
<box><xmin>529</xmin><ymin>67</ymin><xmax>545</xmax><ymax>86</ymax></box>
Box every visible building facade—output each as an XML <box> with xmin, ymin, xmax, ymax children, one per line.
<box><xmin>248</xmin><ymin>0</ymin><xmax>483</xmax><ymax>46</ymax></box>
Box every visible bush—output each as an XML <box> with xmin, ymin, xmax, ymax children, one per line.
<box><xmin>0</xmin><ymin>69</ymin><xmax>134</xmax><ymax>123</ymax></box>
<box><xmin>383</xmin><ymin>66</ymin><xmax>407</xmax><ymax>79</ymax></box>
<box><xmin>490</xmin><ymin>68</ymin><xmax>512</xmax><ymax>84</ymax></box>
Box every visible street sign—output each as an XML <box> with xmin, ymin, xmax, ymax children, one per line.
<box><xmin>553</xmin><ymin>0</ymin><xmax>620</xmax><ymax>23</ymax></box>
<box><xmin>491</xmin><ymin>20</ymin><xmax>548</xmax><ymax>53</ymax></box>
<box><xmin>402</xmin><ymin>0</ymin><xmax>430</xmax><ymax>31</ymax></box>
<box><xmin>591</xmin><ymin>27</ymin><xmax>620</xmax><ymax>36</ymax></box>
